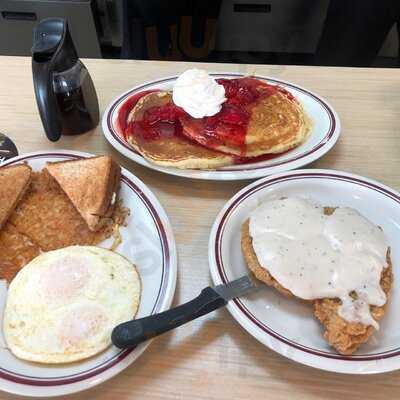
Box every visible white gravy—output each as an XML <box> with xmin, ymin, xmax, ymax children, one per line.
<box><xmin>249</xmin><ymin>198</ymin><xmax>388</xmax><ymax>329</ymax></box>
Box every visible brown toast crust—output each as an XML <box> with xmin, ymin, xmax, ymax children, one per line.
<box><xmin>0</xmin><ymin>163</ymin><xmax>32</xmax><ymax>230</ymax></box>
<box><xmin>241</xmin><ymin>211</ymin><xmax>393</xmax><ymax>355</ymax></box>
<box><xmin>45</xmin><ymin>156</ymin><xmax>121</xmax><ymax>231</ymax></box>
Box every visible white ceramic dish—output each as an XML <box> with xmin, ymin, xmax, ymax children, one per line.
<box><xmin>0</xmin><ymin>150</ymin><xmax>177</xmax><ymax>397</ymax></box>
<box><xmin>209</xmin><ymin>169</ymin><xmax>400</xmax><ymax>374</ymax></box>
<box><xmin>102</xmin><ymin>73</ymin><xmax>341</xmax><ymax>181</ymax></box>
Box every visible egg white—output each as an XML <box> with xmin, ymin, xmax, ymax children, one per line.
<box><xmin>3</xmin><ymin>246</ymin><xmax>141</xmax><ymax>364</ymax></box>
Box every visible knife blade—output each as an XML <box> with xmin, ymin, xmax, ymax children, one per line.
<box><xmin>213</xmin><ymin>274</ymin><xmax>260</xmax><ymax>301</ymax></box>
<box><xmin>111</xmin><ymin>274</ymin><xmax>262</xmax><ymax>349</ymax></box>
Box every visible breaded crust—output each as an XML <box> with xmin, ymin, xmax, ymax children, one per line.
<box><xmin>314</xmin><ymin>255</ymin><xmax>392</xmax><ymax>355</ymax></box>
<box><xmin>241</xmin><ymin>213</ymin><xmax>393</xmax><ymax>355</ymax></box>
<box><xmin>241</xmin><ymin>219</ymin><xmax>293</xmax><ymax>298</ymax></box>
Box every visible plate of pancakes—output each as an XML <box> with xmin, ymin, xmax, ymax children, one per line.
<box><xmin>209</xmin><ymin>169</ymin><xmax>400</xmax><ymax>374</ymax></box>
<box><xmin>102</xmin><ymin>72</ymin><xmax>340</xmax><ymax>180</ymax></box>
<box><xmin>0</xmin><ymin>150</ymin><xmax>177</xmax><ymax>397</ymax></box>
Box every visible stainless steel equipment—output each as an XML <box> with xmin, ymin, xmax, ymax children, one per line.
<box><xmin>0</xmin><ymin>0</ymin><xmax>101</xmax><ymax>58</ymax></box>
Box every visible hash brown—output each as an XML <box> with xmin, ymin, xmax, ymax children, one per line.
<box><xmin>9</xmin><ymin>170</ymin><xmax>127</xmax><ymax>252</ymax></box>
<box><xmin>0</xmin><ymin>223</ymin><xmax>40</xmax><ymax>283</ymax></box>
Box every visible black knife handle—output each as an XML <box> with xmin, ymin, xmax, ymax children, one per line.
<box><xmin>111</xmin><ymin>287</ymin><xmax>227</xmax><ymax>349</ymax></box>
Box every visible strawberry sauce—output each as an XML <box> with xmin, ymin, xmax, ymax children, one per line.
<box><xmin>232</xmin><ymin>149</ymin><xmax>291</xmax><ymax>165</ymax></box>
<box><xmin>180</xmin><ymin>77</ymin><xmax>281</xmax><ymax>153</ymax></box>
<box><xmin>117</xmin><ymin>89</ymin><xmax>159</xmax><ymax>137</ymax></box>
<box><xmin>126</xmin><ymin>102</ymin><xmax>187</xmax><ymax>141</ymax></box>
<box><xmin>119</xmin><ymin>78</ymin><xmax>295</xmax><ymax>162</ymax></box>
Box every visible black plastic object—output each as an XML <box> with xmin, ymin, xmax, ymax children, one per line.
<box><xmin>0</xmin><ymin>133</ymin><xmax>18</xmax><ymax>163</ymax></box>
<box><xmin>111</xmin><ymin>287</ymin><xmax>227</xmax><ymax>348</ymax></box>
<box><xmin>32</xmin><ymin>18</ymin><xmax>99</xmax><ymax>142</ymax></box>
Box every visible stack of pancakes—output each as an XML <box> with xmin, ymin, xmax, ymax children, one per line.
<box><xmin>124</xmin><ymin>78</ymin><xmax>311</xmax><ymax>170</ymax></box>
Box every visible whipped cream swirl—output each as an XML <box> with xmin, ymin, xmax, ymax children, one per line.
<box><xmin>172</xmin><ymin>69</ymin><xmax>226</xmax><ymax>118</ymax></box>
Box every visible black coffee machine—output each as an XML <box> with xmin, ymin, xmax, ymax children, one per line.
<box><xmin>32</xmin><ymin>18</ymin><xmax>99</xmax><ymax>142</ymax></box>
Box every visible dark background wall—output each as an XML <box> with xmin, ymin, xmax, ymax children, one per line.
<box><xmin>0</xmin><ymin>0</ymin><xmax>399</xmax><ymax>67</ymax></box>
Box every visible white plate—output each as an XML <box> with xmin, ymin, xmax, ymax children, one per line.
<box><xmin>209</xmin><ymin>169</ymin><xmax>400</xmax><ymax>374</ymax></box>
<box><xmin>0</xmin><ymin>150</ymin><xmax>177</xmax><ymax>397</ymax></box>
<box><xmin>102</xmin><ymin>73</ymin><xmax>341</xmax><ymax>181</ymax></box>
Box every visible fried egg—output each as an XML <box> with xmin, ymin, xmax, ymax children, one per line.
<box><xmin>3</xmin><ymin>246</ymin><xmax>141</xmax><ymax>364</ymax></box>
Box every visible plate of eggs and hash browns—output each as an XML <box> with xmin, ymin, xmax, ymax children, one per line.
<box><xmin>0</xmin><ymin>150</ymin><xmax>177</xmax><ymax>397</ymax></box>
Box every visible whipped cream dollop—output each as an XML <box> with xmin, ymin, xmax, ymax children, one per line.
<box><xmin>249</xmin><ymin>198</ymin><xmax>389</xmax><ymax>329</ymax></box>
<box><xmin>172</xmin><ymin>69</ymin><xmax>226</xmax><ymax>118</ymax></box>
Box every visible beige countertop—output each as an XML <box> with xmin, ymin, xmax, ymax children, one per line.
<box><xmin>1</xmin><ymin>56</ymin><xmax>400</xmax><ymax>399</ymax></box>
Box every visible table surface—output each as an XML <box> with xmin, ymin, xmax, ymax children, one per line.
<box><xmin>1</xmin><ymin>56</ymin><xmax>400</xmax><ymax>399</ymax></box>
